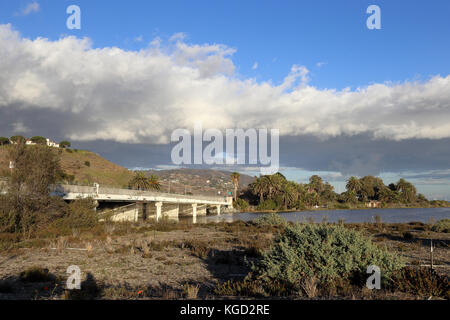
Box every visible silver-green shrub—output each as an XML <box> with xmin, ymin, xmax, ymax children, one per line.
<box><xmin>254</xmin><ymin>213</ymin><xmax>286</xmax><ymax>227</ymax></box>
<box><xmin>431</xmin><ymin>219</ymin><xmax>450</xmax><ymax>233</ymax></box>
<box><xmin>252</xmin><ymin>223</ymin><xmax>404</xmax><ymax>287</ymax></box>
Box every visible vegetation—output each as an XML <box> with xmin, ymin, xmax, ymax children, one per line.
<box><xmin>240</xmin><ymin>173</ymin><xmax>447</xmax><ymax>211</ymax></box>
<box><xmin>230</xmin><ymin>172</ymin><xmax>240</xmax><ymax>201</ymax></box>
<box><xmin>0</xmin><ymin>137</ymin><xmax>9</xmax><ymax>146</ymax></box>
<box><xmin>59</xmin><ymin>141</ymin><xmax>71</xmax><ymax>149</ymax></box>
<box><xmin>254</xmin><ymin>213</ymin><xmax>286</xmax><ymax>227</ymax></box>
<box><xmin>432</xmin><ymin>219</ymin><xmax>450</xmax><ymax>233</ymax></box>
<box><xmin>389</xmin><ymin>267</ymin><xmax>449</xmax><ymax>299</ymax></box>
<box><xmin>128</xmin><ymin>171</ymin><xmax>161</xmax><ymax>191</ymax></box>
<box><xmin>234</xmin><ymin>198</ymin><xmax>249</xmax><ymax>211</ymax></box>
<box><xmin>30</xmin><ymin>136</ymin><xmax>47</xmax><ymax>145</ymax></box>
<box><xmin>9</xmin><ymin>136</ymin><xmax>26</xmax><ymax>144</ymax></box>
<box><xmin>0</xmin><ymin>142</ymin><xmax>99</xmax><ymax>237</ymax></box>
<box><xmin>250</xmin><ymin>223</ymin><xmax>404</xmax><ymax>292</ymax></box>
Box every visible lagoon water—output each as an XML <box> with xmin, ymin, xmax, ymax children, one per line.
<box><xmin>191</xmin><ymin>207</ymin><xmax>450</xmax><ymax>224</ymax></box>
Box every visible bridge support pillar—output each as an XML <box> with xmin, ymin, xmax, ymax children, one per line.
<box><xmin>192</xmin><ymin>203</ymin><xmax>197</xmax><ymax>224</ymax></box>
<box><xmin>155</xmin><ymin>202</ymin><xmax>163</xmax><ymax>222</ymax></box>
<box><xmin>216</xmin><ymin>205</ymin><xmax>221</xmax><ymax>216</ymax></box>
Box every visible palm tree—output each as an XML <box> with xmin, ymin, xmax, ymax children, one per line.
<box><xmin>280</xmin><ymin>182</ymin><xmax>298</xmax><ymax>210</ymax></box>
<box><xmin>396</xmin><ymin>179</ymin><xmax>417</xmax><ymax>203</ymax></box>
<box><xmin>251</xmin><ymin>176</ymin><xmax>267</xmax><ymax>203</ymax></box>
<box><xmin>346</xmin><ymin>176</ymin><xmax>361</xmax><ymax>193</ymax></box>
<box><xmin>231</xmin><ymin>172</ymin><xmax>241</xmax><ymax>201</ymax></box>
<box><xmin>148</xmin><ymin>175</ymin><xmax>161</xmax><ymax>191</ymax></box>
<box><xmin>128</xmin><ymin>172</ymin><xmax>161</xmax><ymax>191</ymax></box>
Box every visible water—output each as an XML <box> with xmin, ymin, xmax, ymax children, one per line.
<box><xmin>188</xmin><ymin>207</ymin><xmax>450</xmax><ymax>224</ymax></box>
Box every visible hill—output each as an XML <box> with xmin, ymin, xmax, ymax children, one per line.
<box><xmin>144</xmin><ymin>168</ymin><xmax>256</xmax><ymax>196</ymax></box>
<box><xmin>0</xmin><ymin>146</ymin><xmax>255</xmax><ymax>195</ymax></box>
<box><xmin>0</xmin><ymin>146</ymin><xmax>134</xmax><ymax>188</ymax></box>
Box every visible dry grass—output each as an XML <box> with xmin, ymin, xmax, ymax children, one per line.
<box><xmin>183</xmin><ymin>284</ymin><xmax>200</xmax><ymax>299</ymax></box>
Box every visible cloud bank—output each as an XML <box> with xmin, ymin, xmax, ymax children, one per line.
<box><xmin>1</xmin><ymin>24</ymin><xmax>450</xmax><ymax>144</ymax></box>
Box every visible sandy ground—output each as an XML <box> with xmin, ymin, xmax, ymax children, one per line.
<box><xmin>0</xmin><ymin>222</ymin><xmax>448</xmax><ymax>299</ymax></box>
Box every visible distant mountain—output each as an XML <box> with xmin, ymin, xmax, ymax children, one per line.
<box><xmin>143</xmin><ymin>168</ymin><xmax>256</xmax><ymax>196</ymax></box>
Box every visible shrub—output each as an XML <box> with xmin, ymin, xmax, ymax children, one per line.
<box><xmin>235</xmin><ymin>198</ymin><xmax>249</xmax><ymax>211</ymax></box>
<box><xmin>84</xmin><ymin>161</ymin><xmax>91</xmax><ymax>167</ymax></box>
<box><xmin>57</xmin><ymin>198</ymin><xmax>98</xmax><ymax>229</ymax></box>
<box><xmin>403</xmin><ymin>231</ymin><xmax>415</xmax><ymax>240</ymax></box>
<box><xmin>257</xmin><ymin>199</ymin><xmax>278</xmax><ymax>211</ymax></box>
<box><xmin>252</xmin><ymin>223</ymin><xmax>404</xmax><ymax>289</ymax></box>
<box><xmin>431</xmin><ymin>219</ymin><xmax>450</xmax><ymax>233</ymax></box>
<box><xmin>389</xmin><ymin>267</ymin><xmax>449</xmax><ymax>299</ymax></box>
<box><xmin>254</xmin><ymin>213</ymin><xmax>286</xmax><ymax>227</ymax></box>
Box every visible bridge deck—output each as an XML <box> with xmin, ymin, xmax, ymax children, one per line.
<box><xmin>52</xmin><ymin>185</ymin><xmax>231</xmax><ymax>206</ymax></box>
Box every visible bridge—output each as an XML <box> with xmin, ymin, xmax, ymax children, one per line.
<box><xmin>51</xmin><ymin>184</ymin><xmax>233</xmax><ymax>222</ymax></box>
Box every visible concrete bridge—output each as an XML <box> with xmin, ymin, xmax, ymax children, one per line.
<box><xmin>51</xmin><ymin>184</ymin><xmax>233</xmax><ymax>222</ymax></box>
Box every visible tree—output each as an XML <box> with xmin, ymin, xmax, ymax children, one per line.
<box><xmin>0</xmin><ymin>137</ymin><xmax>10</xmax><ymax>146</ymax></box>
<box><xmin>60</xmin><ymin>141</ymin><xmax>71</xmax><ymax>148</ymax></box>
<box><xmin>251</xmin><ymin>176</ymin><xmax>268</xmax><ymax>203</ymax></box>
<box><xmin>30</xmin><ymin>136</ymin><xmax>47</xmax><ymax>145</ymax></box>
<box><xmin>230</xmin><ymin>172</ymin><xmax>241</xmax><ymax>201</ymax></box>
<box><xmin>10</xmin><ymin>136</ymin><xmax>26</xmax><ymax>144</ymax></box>
<box><xmin>1</xmin><ymin>142</ymin><xmax>64</xmax><ymax>234</ymax></box>
<box><xmin>396</xmin><ymin>179</ymin><xmax>417</xmax><ymax>203</ymax></box>
<box><xmin>148</xmin><ymin>175</ymin><xmax>161</xmax><ymax>191</ymax></box>
<box><xmin>128</xmin><ymin>172</ymin><xmax>160</xmax><ymax>191</ymax></box>
<box><xmin>346</xmin><ymin>177</ymin><xmax>361</xmax><ymax>195</ymax></box>
<box><xmin>279</xmin><ymin>181</ymin><xmax>298</xmax><ymax>210</ymax></box>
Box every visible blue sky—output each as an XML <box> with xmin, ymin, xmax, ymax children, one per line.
<box><xmin>2</xmin><ymin>0</ymin><xmax>450</xmax><ymax>89</ymax></box>
<box><xmin>1</xmin><ymin>1</ymin><xmax>450</xmax><ymax>199</ymax></box>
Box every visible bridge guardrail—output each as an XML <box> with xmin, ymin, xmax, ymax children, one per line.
<box><xmin>53</xmin><ymin>184</ymin><xmax>231</xmax><ymax>203</ymax></box>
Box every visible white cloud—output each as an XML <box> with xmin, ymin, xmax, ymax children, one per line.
<box><xmin>252</xmin><ymin>62</ymin><xmax>258</xmax><ymax>70</ymax></box>
<box><xmin>16</xmin><ymin>2</ymin><xmax>40</xmax><ymax>16</ymax></box>
<box><xmin>169</xmin><ymin>32</ymin><xmax>187</xmax><ymax>42</ymax></box>
<box><xmin>316</xmin><ymin>61</ymin><xmax>327</xmax><ymax>68</ymax></box>
<box><xmin>134</xmin><ymin>35</ymin><xmax>143</xmax><ymax>42</ymax></box>
<box><xmin>12</xmin><ymin>122</ymin><xmax>29</xmax><ymax>133</ymax></box>
<box><xmin>0</xmin><ymin>24</ymin><xmax>450</xmax><ymax>144</ymax></box>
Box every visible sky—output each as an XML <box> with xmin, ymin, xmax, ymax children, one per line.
<box><xmin>1</xmin><ymin>1</ymin><xmax>450</xmax><ymax>199</ymax></box>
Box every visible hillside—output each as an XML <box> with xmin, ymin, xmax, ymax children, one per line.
<box><xmin>0</xmin><ymin>146</ymin><xmax>255</xmax><ymax>194</ymax></box>
<box><xmin>0</xmin><ymin>146</ymin><xmax>134</xmax><ymax>188</ymax></box>
<box><xmin>144</xmin><ymin>168</ymin><xmax>256</xmax><ymax>196</ymax></box>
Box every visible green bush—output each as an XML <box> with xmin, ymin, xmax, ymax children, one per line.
<box><xmin>257</xmin><ymin>199</ymin><xmax>278</xmax><ymax>211</ymax></box>
<box><xmin>254</xmin><ymin>213</ymin><xmax>286</xmax><ymax>227</ymax></box>
<box><xmin>252</xmin><ymin>223</ymin><xmax>404</xmax><ymax>289</ymax></box>
<box><xmin>431</xmin><ymin>219</ymin><xmax>450</xmax><ymax>233</ymax></box>
<box><xmin>235</xmin><ymin>198</ymin><xmax>249</xmax><ymax>211</ymax></box>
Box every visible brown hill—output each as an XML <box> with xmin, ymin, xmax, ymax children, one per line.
<box><xmin>0</xmin><ymin>146</ymin><xmax>133</xmax><ymax>188</ymax></box>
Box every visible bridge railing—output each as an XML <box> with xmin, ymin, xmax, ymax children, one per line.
<box><xmin>53</xmin><ymin>184</ymin><xmax>230</xmax><ymax>203</ymax></box>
